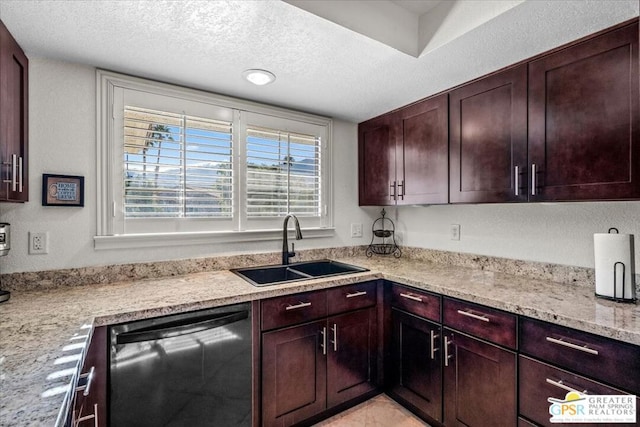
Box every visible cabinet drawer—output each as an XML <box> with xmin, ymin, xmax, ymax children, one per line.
<box><xmin>443</xmin><ymin>298</ymin><xmax>517</xmax><ymax>349</ymax></box>
<box><xmin>261</xmin><ymin>290</ymin><xmax>327</xmax><ymax>331</ymax></box>
<box><xmin>519</xmin><ymin>356</ymin><xmax>639</xmax><ymax>427</ymax></box>
<box><xmin>327</xmin><ymin>281</ymin><xmax>377</xmax><ymax>315</ymax></box>
<box><xmin>390</xmin><ymin>284</ymin><xmax>440</xmax><ymax>322</ymax></box>
<box><xmin>520</xmin><ymin>318</ymin><xmax>640</xmax><ymax>394</ymax></box>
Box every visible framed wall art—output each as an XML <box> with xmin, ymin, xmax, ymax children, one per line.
<box><xmin>42</xmin><ymin>174</ymin><xmax>84</xmax><ymax>207</ymax></box>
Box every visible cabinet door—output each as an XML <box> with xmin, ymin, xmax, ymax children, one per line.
<box><xmin>443</xmin><ymin>329</ymin><xmax>516</xmax><ymax>427</ymax></box>
<box><xmin>388</xmin><ymin>309</ymin><xmax>442</xmax><ymax>423</ymax></box>
<box><xmin>529</xmin><ymin>22</ymin><xmax>639</xmax><ymax>201</ymax></box>
<box><xmin>358</xmin><ymin>115</ymin><xmax>396</xmax><ymax>206</ymax></box>
<box><xmin>449</xmin><ymin>64</ymin><xmax>528</xmax><ymax>203</ymax></box>
<box><xmin>326</xmin><ymin>308</ymin><xmax>377</xmax><ymax>408</ymax></box>
<box><xmin>262</xmin><ymin>321</ymin><xmax>327</xmax><ymax>427</ymax></box>
<box><xmin>396</xmin><ymin>94</ymin><xmax>449</xmax><ymax>205</ymax></box>
<box><xmin>0</xmin><ymin>20</ymin><xmax>28</xmax><ymax>202</ymax></box>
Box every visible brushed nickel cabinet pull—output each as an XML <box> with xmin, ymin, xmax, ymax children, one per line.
<box><xmin>398</xmin><ymin>180</ymin><xmax>405</xmax><ymax>200</ymax></box>
<box><xmin>331</xmin><ymin>323</ymin><xmax>338</xmax><ymax>352</ymax></box>
<box><xmin>531</xmin><ymin>163</ymin><xmax>537</xmax><ymax>196</ymax></box>
<box><xmin>444</xmin><ymin>336</ymin><xmax>453</xmax><ymax>367</ymax></box>
<box><xmin>17</xmin><ymin>156</ymin><xmax>23</xmax><ymax>193</ymax></box>
<box><xmin>456</xmin><ymin>309</ymin><xmax>490</xmax><ymax>322</ymax></box>
<box><xmin>545</xmin><ymin>336</ymin><xmax>599</xmax><ymax>355</ymax></box>
<box><xmin>514</xmin><ymin>166</ymin><xmax>520</xmax><ymax>196</ymax></box>
<box><xmin>285</xmin><ymin>301</ymin><xmax>311</xmax><ymax>311</ymax></box>
<box><xmin>11</xmin><ymin>154</ymin><xmax>17</xmax><ymax>192</ymax></box>
<box><xmin>320</xmin><ymin>327</ymin><xmax>327</xmax><ymax>355</ymax></box>
<box><xmin>546</xmin><ymin>378</ymin><xmax>589</xmax><ymax>395</ymax></box>
<box><xmin>400</xmin><ymin>293</ymin><xmax>422</xmax><ymax>302</ymax></box>
<box><xmin>76</xmin><ymin>366</ymin><xmax>95</xmax><ymax>397</ymax></box>
<box><xmin>346</xmin><ymin>291</ymin><xmax>367</xmax><ymax>298</ymax></box>
<box><xmin>389</xmin><ymin>181</ymin><xmax>396</xmax><ymax>200</ymax></box>
<box><xmin>430</xmin><ymin>329</ymin><xmax>439</xmax><ymax>360</ymax></box>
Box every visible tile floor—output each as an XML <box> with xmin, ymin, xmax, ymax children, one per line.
<box><xmin>313</xmin><ymin>394</ymin><xmax>430</xmax><ymax>426</ymax></box>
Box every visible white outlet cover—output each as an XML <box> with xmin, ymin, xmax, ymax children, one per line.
<box><xmin>29</xmin><ymin>231</ymin><xmax>49</xmax><ymax>254</ymax></box>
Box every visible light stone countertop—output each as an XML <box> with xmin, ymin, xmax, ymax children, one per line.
<box><xmin>1</xmin><ymin>255</ymin><xmax>639</xmax><ymax>426</ymax></box>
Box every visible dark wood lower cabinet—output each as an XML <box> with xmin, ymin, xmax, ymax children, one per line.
<box><xmin>326</xmin><ymin>308</ymin><xmax>377</xmax><ymax>408</ymax></box>
<box><xmin>443</xmin><ymin>329</ymin><xmax>517</xmax><ymax>427</ymax></box>
<box><xmin>388</xmin><ymin>309</ymin><xmax>442</xmax><ymax>423</ymax></box>
<box><xmin>262</xmin><ymin>320</ymin><xmax>327</xmax><ymax>427</ymax></box>
<box><xmin>261</xmin><ymin>308</ymin><xmax>377</xmax><ymax>427</ymax></box>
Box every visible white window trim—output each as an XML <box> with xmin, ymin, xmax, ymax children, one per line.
<box><xmin>95</xmin><ymin>70</ymin><xmax>334</xmax><ymax>250</ymax></box>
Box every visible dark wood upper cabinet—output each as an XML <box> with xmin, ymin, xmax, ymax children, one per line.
<box><xmin>395</xmin><ymin>94</ymin><xmax>449</xmax><ymax>205</ymax></box>
<box><xmin>528</xmin><ymin>21</ymin><xmax>639</xmax><ymax>201</ymax></box>
<box><xmin>358</xmin><ymin>94</ymin><xmax>449</xmax><ymax>206</ymax></box>
<box><xmin>358</xmin><ymin>116</ymin><xmax>395</xmax><ymax>206</ymax></box>
<box><xmin>0</xmin><ymin>19</ymin><xmax>28</xmax><ymax>202</ymax></box>
<box><xmin>361</xmin><ymin>19</ymin><xmax>640</xmax><ymax>205</ymax></box>
<box><xmin>449</xmin><ymin>64</ymin><xmax>528</xmax><ymax>203</ymax></box>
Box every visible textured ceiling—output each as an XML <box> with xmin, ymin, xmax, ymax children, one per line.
<box><xmin>0</xmin><ymin>0</ymin><xmax>637</xmax><ymax>123</ymax></box>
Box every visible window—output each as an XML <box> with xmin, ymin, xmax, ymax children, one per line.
<box><xmin>246</xmin><ymin>127</ymin><xmax>321</xmax><ymax>218</ymax></box>
<box><xmin>123</xmin><ymin>107</ymin><xmax>233</xmax><ymax>219</ymax></box>
<box><xmin>96</xmin><ymin>71</ymin><xmax>332</xmax><ymax>248</ymax></box>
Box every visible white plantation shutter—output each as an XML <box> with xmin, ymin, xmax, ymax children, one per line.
<box><xmin>123</xmin><ymin>106</ymin><xmax>233</xmax><ymax>219</ymax></box>
<box><xmin>246</xmin><ymin>127</ymin><xmax>321</xmax><ymax>218</ymax></box>
<box><xmin>98</xmin><ymin>71</ymin><xmax>331</xmax><ymax>243</ymax></box>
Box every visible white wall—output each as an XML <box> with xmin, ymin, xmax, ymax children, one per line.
<box><xmin>0</xmin><ymin>58</ymin><xmax>375</xmax><ymax>274</ymax></box>
<box><xmin>389</xmin><ymin>202</ymin><xmax>640</xmax><ymax>270</ymax></box>
<box><xmin>2</xmin><ymin>57</ymin><xmax>640</xmax><ymax>275</ymax></box>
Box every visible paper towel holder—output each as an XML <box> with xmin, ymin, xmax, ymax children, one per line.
<box><xmin>612</xmin><ymin>261</ymin><xmax>630</xmax><ymax>302</ymax></box>
<box><xmin>594</xmin><ymin>227</ymin><xmax>637</xmax><ymax>304</ymax></box>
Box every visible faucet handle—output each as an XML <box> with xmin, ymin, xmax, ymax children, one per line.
<box><xmin>290</xmin><ymin>243</ymin><xmax>296</xmax><ymax>258</ymax></box>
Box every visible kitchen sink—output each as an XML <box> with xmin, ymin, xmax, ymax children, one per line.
<box><xmin>231</xmin><ymin>260</ymin><xmax>368</xmax><ymax>287</ymax></box>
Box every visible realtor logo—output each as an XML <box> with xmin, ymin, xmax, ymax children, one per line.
<box><xmin>549</xmin><ymin>391</ymin><xmax>636</xmax><ymax>423</ymax></box>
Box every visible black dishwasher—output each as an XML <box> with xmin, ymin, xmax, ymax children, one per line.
<box><xmin>109</xmin><ymin>302</ymin><xmax>252</xmax><ymax>426</ymax></box>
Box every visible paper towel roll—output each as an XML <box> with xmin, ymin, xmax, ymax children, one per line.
<box><xmin>593</xmin><ymin>232</ymin><xmax>636</xmax><ymax>301</ymax></box>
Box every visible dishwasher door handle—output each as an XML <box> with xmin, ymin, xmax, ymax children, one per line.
<box><xmin>116</xmin><ymin>310</ymin><xmax>248</xmax><ymax>344</ymax></box>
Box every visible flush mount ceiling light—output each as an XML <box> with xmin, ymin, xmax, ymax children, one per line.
<box><xmin>242</xmin><ymin>69</ymin><xmax>276</xmax><ymax>86</ymax></box>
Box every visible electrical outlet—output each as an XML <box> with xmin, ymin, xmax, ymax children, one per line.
<box><xmin>450</xmin><ymin>224</ymin><xmax>460</xmax><ymax>241</ymax></box>
<box><xmin>29</xmin><ymin>231</ymin><xmax>49</xmax><ymax>254</ymax></box>
<box><xmin>350</xmin><ymin>223</ymin><xmax>363</xmax><ymax>238</ymax></box>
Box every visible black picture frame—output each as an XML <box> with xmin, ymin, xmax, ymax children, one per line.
<box><xmin>42</xmin><ymin>174</ymin><xmax>84</xmax><ymax>207</ymax></box>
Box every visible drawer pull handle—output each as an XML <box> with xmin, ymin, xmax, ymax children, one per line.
<box><xmin>331</xmin><ymin>323</ymin><xmax>338</xmax><ymax>352</ymax></box>
<box><xmin>76</xmin><ymin>366</ymin><xmax>95</xmax><ymax>397</ymax></box>
<box><xmin>546</xmin><ymin>378</ymin><xmax>588</xmax><ymax>395</ymax></box>
<box><xmin>320</xmin><ymin>327</ymin><xmax>327</xmax><ymax>355</ymax></box>
<box><xmin>545</xmin><ymin>336</ymin><xmax>599</xmax><ymax>355</ymax></box>
<box><xmin>400</xmin><ymin>293</ymin><xmax>423</xmax><ymax>302</ymax></box>
<box><xmin>456</xmin><ymin>309</ymin><xmax>490</xmax><ymax>322</ymax></box>
<box><xmin>430</xmin><ymin>329</ymin><xmax>439</xmax><ymax>360</ymax></box>
<box><xmin>444</xmin><ymin>336</ymin><xmax>453</xmax><ymax>367</ymax></box>
<box><xmin>346</xmin><ymin>291</ymin><xmax>367</xmax><ymax>298</ymax></box>
<box><xmin>285</xmin><ymin>301</ymin><xmax>312</xmax><ymax>311</ymax></box>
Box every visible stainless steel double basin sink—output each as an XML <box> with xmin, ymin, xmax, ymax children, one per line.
<box><xmin>231</xmin><ymin>259</ymin><xmax>368</xmax><ymax>286</ymax></box>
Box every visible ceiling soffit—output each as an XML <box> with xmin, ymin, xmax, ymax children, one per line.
<box><xmin>284</xmin><ymin>0</ymin><xmax>524</xmax><ymax>57</ymax></box>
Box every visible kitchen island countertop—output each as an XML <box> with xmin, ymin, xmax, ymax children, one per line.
<box><xmin>1</xmin><ymin>255</ymin><xmax>639</xmax><ymax>426</ymax></box>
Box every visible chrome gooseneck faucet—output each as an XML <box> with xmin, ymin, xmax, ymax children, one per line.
<box><xmin>282</xmin><ymin>214</ymin><xmax>303</xmax><ymax>265</ymax></box>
